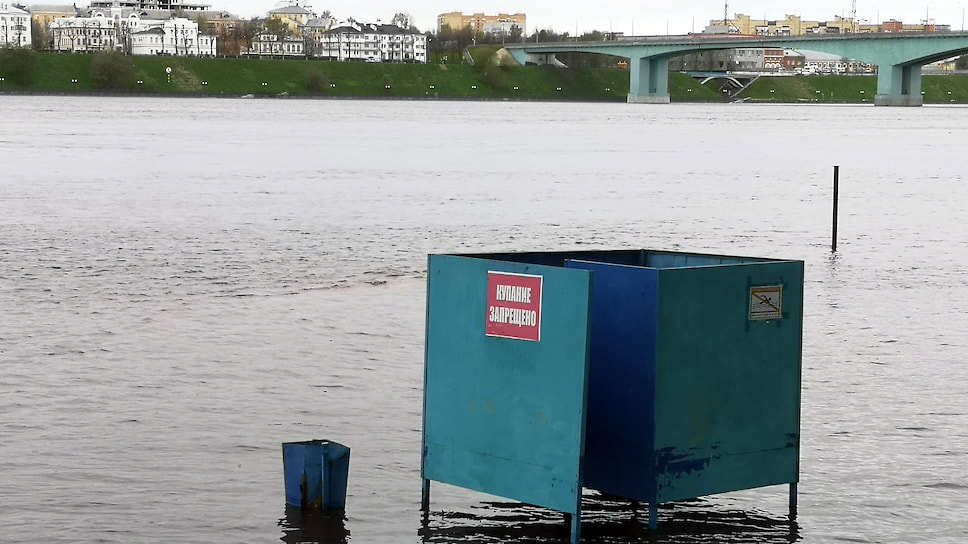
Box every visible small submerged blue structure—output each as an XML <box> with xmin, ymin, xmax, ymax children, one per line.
<box><xmin>421</xmin><ymin>250</ymin><xmax>803</xmax><ymax>542</ymax></box>
<box><xmin>283</xmin><ymin>439</ymin><xmax>351</xmax><ymax>511</ymax></box>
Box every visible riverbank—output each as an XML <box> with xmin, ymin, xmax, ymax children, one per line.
<box><xmin>740</xmin><ymin>73</ymin><xmax>968</xmax><ymax>104</ymax></box>
<box><xmin>4</xmin><ymin>51</ymin><xmax>968</xmax><ymax>103</ymax></box>
<box><xmin>0</xmin><ymin>52</ymin><xmax>636</xmax><ymax>100</ymax></box>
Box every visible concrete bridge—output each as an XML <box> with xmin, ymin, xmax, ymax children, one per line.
<box><xmin>505</xmin><ymin>33</ymin><xmax>968</xmax><ymax>106</ymax></box>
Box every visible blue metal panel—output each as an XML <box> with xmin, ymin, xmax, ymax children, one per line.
<box><xmin>283</xmin><ymin>441</ymin><xmax>318</xmax><ymax>508</ymax></box>
<box><xmin>422</xmin><ymin>254</ymin><xmax>593</xmax><ymax>515</ymax></box>
<box><xmin>643</xmin><ymin>252</ymin><xmax>763</xmax><ymax>269</ymax></box>
<box><xmin>321</xmin><ymin>442</ymin><xmax>351</xmax><ymax>510</ymax></box>
<box><xmin>564</xmin><ymin>260</ymin><xmax>658</xmax><ymax>502</ymax></box>
<box><xmin>283</xmin><ymin>440</ymin><xmax>351</xmax><ymax>510</ymax></box>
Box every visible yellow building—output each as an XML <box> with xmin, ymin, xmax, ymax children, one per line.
<box><xmin>722</xmin><ymin>14</ymin><xmax>850</xmax><ymax>35</ymax></box>
<box><xmin>437</xmin><ymin>11</ymin><xmax>526</xmax><ymax>36</ymax></box>
<box><xmin>205</xmin><ymin>11</ymin><xmax>247</xmax><ymax>56</ymax></box>
<box><xmin>268</xmin><ymin>4</ymin><xmax>313</xmax><ymax>36</ymax></box>
<box><xmin>715</xmin><ymin>13</ymin><xmax>948</xmax><ymax>35</ymax></box>
<box><xmin>28</xmin><ymin>4</ymin><xmax>77</xmax><ymax>29</ymax></box>
<box><xmin>26</xmin><ymin>4</ymin><xmax>77</xmax><ymax>48</ymax></box>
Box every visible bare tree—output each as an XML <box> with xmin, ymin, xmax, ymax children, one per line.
<box><xmin>391</xmin><ymin>12</ymin><xmax>413</xmax><ymax>30</ymax></box>
<box><xmin>31</xmin><ymin>18</ymin><xmax>51</xmax><ymax>50</ymax></box>
<box><xmin>263</xmin><ymin>17</ymin><xmax>292</xmax><ymax>56</ymax></box>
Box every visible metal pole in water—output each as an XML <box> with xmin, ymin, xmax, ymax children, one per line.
<box><xmin>832</xmin><ymin>165</ymin><xmax>840</xmax><ymax>252</ymax></box>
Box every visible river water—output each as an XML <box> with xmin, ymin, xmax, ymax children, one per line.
<box><xmin>1</xmin><ymin>96</ymin><xmax>967</xmax><ymax>543</ymax></box>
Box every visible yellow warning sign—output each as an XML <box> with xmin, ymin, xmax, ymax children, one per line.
<box><xmin>749</xmin><ymin>285</ymin><xmax>782</xmax><ymax>320</ymax></box>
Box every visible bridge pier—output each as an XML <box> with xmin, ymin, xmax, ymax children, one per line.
<box><xmin>875</xmin><ymin>64</ymin><xmax>923</xmax><ymax>106</ymax></box>
<box><xmin>628</xmin><ymin>57</ymin><xmax>670</xmax><ymax>104</ymax></box>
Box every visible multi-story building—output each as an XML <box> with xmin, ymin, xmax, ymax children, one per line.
<box><xmin>49</xmin><ymin>11</ymin><xmax>215</xmax><ymax>55</ymax></box>
<box><xmin>481</xmin><ymin>18</ymin><xmax>521</xmax><ymax>36</ymax></box>
<box><xmin>250</xmin><ymin>22</ymin><xmax>426</xmax><ymax>63</ymax></box>
<box><xmin>49</xmin><ymin>11</ymin><xmax>125</xmax><ymax>52</ymax></box>
<box><xmin>763</xmin><ymin>48</ymin><xmax>784</xmax><ymax>70</ymax></box>
<box><xmin>671</xmin><ymin>47</ymin><xmax>812</xmax><ymax>73</ymax></box>
<box><xmin>27</xmin><ymin>4</ymin><xmax>77</xmax><ymax>48</ymax></box>
<box><xmin>881</xmin><ymin>19</ymin><xmax>950</xmax><ymax>32</ymax></box>
<box><xmin>301</xmin><ymin>16</ymin><xmax>334</xmax><ymax>55</ymax></box>
<box><xmin>1</xmin><ymin>2</ymin><xmax>32</xmax><ymax>47</ymax></box>
<box><xmin>248</xmin><ymin>21</ymin><xmax>329</xmax><ymax>58</ymax></box>
<box><xmin>204</xmin><ymin>11</ymin><xmax>246</xmax><ymax>56</ymax></box>
<box><xmin>881</xmin><ymin>20</ymin><xmax>904</xmax><ymax>33</ymax></box>
<box><xmin>437</xmin><ymin>11</ymin><xmax>526</xmax><ymax>36</ymax></box>
<box><xmin>129</xmin><ymin>17</ymin><xmax>216</xmax><ymax>55</ymax></box>
<box><xmin>87</xmin><ymin>0</ymin><xmax>212</xmax><ymax>14</ymax></box>
<box><xmin>800</xmin><ymin>51</ymin><xmax>874</xmax><ymax>74</ymax></box>
<box><xmin>781</xmin><ymin>50</ymin><xmax>806</xmax><ymax>71</ymax></box>
<box><xmin>715</xmin><ymin>13</ymin><xmax>950</xmax><ymax>35</ymax></box>
<box><xmin>268</xmin><ymin>4</ymin><xmax>314</xmax><ymax>35</ymax></box>
<box><xmin>322</xmin><ymin>23</ymin><xmax>425</xmax><ymax>63</ymax></box>
<box><xmin>248</xmin><ymin>31</ymin><xmax>305</xmax><ymax>57</ymax></box>
<box><xmin>671</xmin><ymin>47</ymin><xmax>762</xmax><ymax>71</ymax></box>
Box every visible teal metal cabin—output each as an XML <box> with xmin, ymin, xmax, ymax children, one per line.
<box><xmin>421</xmin><ymin>250</ymin><xmax>803</xmax><ymax>542</ymax></box>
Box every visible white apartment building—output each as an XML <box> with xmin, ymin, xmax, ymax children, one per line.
<box><xmin>88</xmin><ymin>0</ymin><xmax>211</xmax><ymax>14</ymax></box>
<box><xmin>315</xmin><ymin>23</ymin><xmax>426</xmax><ymax>63</ymax></box>
<box><xmin>130</xmin><ymin>17</ymin><xmax>216</xmax><ymax>56</ymax></box>
<box><xmin>49</xmin><ymin>11</ymin><xmax>125</xmax><ymax>52</ymax></box>
<box><xmin>49</xmin><ymin>11</ymin><xmax>215</xmax><ymax>55</ymax></box>
<box><xmin>249</xmin><ymin>31</ymin><xmax>306</xmax><ymax>57</ymax></box>
<box><xmin>1</xmin><ymin>2</ymin><xmax>32</xmax><ymax>48</ymax></box>
<box><xmin>799</xmin><ymin>51</ymin><xmax>874</xmax><ymax>74</ymax></box>
<box><xmin>248</xmin><ymin>22</ymin><xmax>426</xmax><ymax>63</ymax></box>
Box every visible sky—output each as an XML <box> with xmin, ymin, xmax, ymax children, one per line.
<box><xmin>223</xmin><ymin>1</ymin><xmax>968</xmax><ymax>36</ymax></box>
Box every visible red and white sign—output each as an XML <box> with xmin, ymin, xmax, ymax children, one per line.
<box><xmin>485</xmin><ymin>271</ymin><xmax>543</xmax><ymax>342</ymax></box>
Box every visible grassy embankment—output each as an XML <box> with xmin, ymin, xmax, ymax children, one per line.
<box><xmin>6</xmin><ymin>51</ymin><xmax>968</xmax><ymax>103</ymax></box>
<box><xmin>740</xmin><ymin>73</ymin><xmax>968</xmax><ymax>104</ymax></box>
<box><xmin>1</xmin><ymin>50</ymin><xmax>723</xmax><ymax>101</ymax></box>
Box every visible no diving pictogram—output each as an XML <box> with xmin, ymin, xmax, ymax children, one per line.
<box><xmin>749</xmin><ymin>285</ymin><xmax>782</xmax><ymax>321</ymax></box>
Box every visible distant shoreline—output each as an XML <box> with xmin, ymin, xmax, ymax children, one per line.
<box><xmin>3</xmin><ymin>52</ymin><xmax>967</xmax><ymax>103</ymax></box>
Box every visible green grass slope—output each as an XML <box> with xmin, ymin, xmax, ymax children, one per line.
<box><xmin>6</xmin><ymin>52</ymin><xmax>968</xmax><ymax>103</ymax></box>
<box><xmin>1</xmin><ymin>52</ymin><xmax>725</xmax><ymax>102</ymax></box>
<box><xmin>740</xmin><ymin>73</ymin><xmax>968</xmax><ymax>104</ymax></box>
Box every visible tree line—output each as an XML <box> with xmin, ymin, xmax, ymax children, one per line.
<box><xmin>21</xmin><ymin>6</ymin><xmax>620</xmax><ymax>61</ymax></box>
<box><xmin>431</xmin><ymin>25</ymin><xmax>625</xmax><ymax>68</ymax></box>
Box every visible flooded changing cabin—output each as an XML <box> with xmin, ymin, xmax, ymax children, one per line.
<box><xmin>420</xmin><ymin>249</ymin><xmax>804</xmax><ymax>543</ymax></box>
